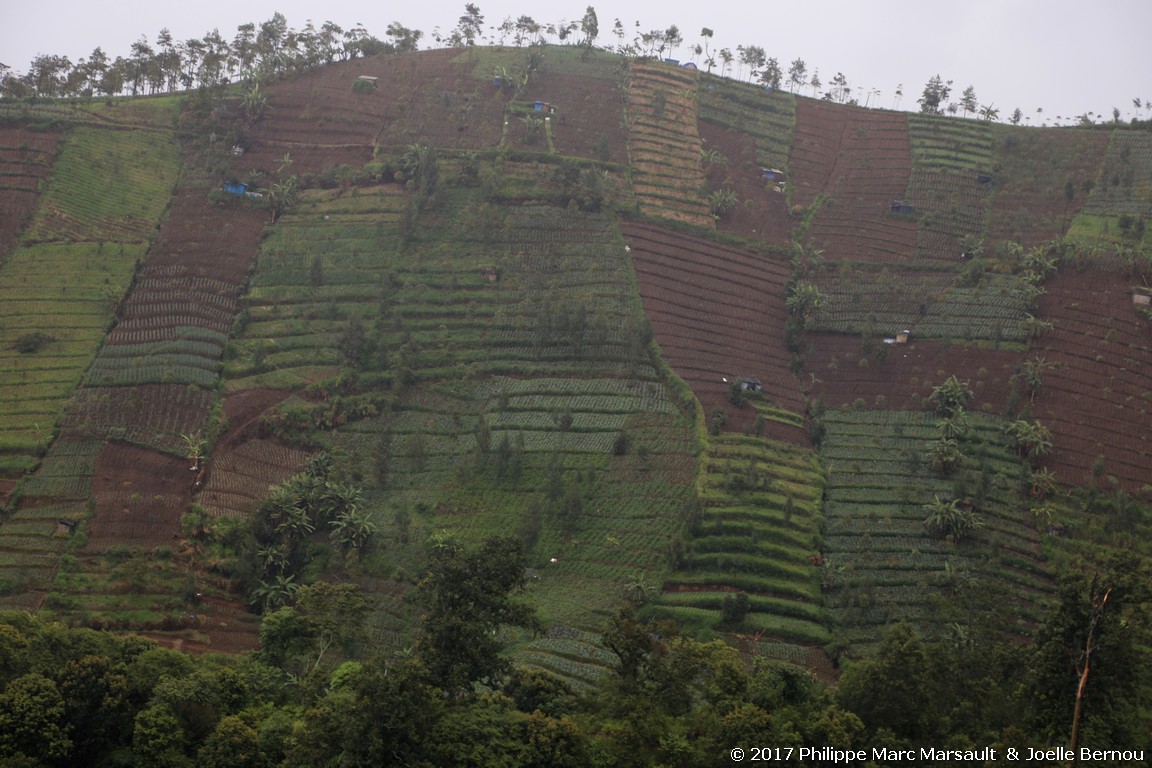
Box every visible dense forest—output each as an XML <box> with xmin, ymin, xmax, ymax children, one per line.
<box><xmin>0</xmin><ymin>542</ymin><xmax>1148</xmax><ymax>766</ymax></box>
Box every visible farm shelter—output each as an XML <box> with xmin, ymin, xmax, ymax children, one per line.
<box><xmin>223</xmin><ymin>181</ymin><xmax>248</xmax><ymax>195</ymax></box>
<box><xmin>890</xmin><ymin>200</ymin><xmax>916</xmax><ymax>214</ymax></box>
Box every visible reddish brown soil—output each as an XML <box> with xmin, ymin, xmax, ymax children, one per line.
<box><xmin>803</xmin><ymin>334</ymin><xmax>1021</xmax><ymax>413</ymax></box>
<box><xmin>238</xmin><ymin>49</ymin><xmax>510</xmax><ymax>177</ymax></box>
<box><xmin>0</xmin><ymin>128</ymin><xmax>60</xmax><ymax>259</ymax></box>
<box><xmin>623</xmin><ymin>221</ymin><xmax>806</xmax><ymax>444</ymax></box>
<box><xmin>699</xmin><ymin>121</ymin><xmax>793</xmax><ymax>245</ymax></box>
<box><xmin>218</xmin><ymin>388</ymin><xmax>296</xmax><ymax>451</ymax></box>
<box><xmin>0</xmin><ymin>479</ymin><xmax>18</xmax><ymax>509</ymax></box>
<box><xmin>790</xmin><ymin>101</ymin><xmax>919</xmax><ymax>263</ymax></box>
<box><xmin>85</xmin><ymin>442</ymin><xmax>191</xmax><ymax>551</ymax></box>
<box><xmin>1029</xmin><ymin>271</ymin><xmax>1152</xmax><ymax>490</ymax></box>
<box><xmin>196</xmin><ymin>438</ymin><xmax>310</xmax><ymax>521</ymax></box>
<box><xmin>521</xmin><ymin>71</ymin><xmax>628</xmax><ymax>164</ymax></box>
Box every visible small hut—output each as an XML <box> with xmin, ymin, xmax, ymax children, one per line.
<box><xmin>976</xmin><ymin>172</ymin><xmax>994</xmax><ymax>186</ymax></box>
<box><xmin>895</xmin><ymin>329</ymin><xmax>911</xmax><ymax>344</ymax></box>
<box><xmin>223</xmin><ymin>181</ymin><xmax>248</xmax><ymax>196</ymax></box>
<box><xmin>761</xmin><ymin>168</ymin><xmax>786</xmax><ymax>183</ymax></box>
<box><xmin>1132</xmin><ymin>287</ymin><xmax>1152</xmax><ymax>306</ymax></box>
<box><xmin>739</xmin><ymin>377</ymin><xmax>763</xmax><ymax>392</ymax></box>
<box><xmin>890</xmin><ymin>200</ymin><xmax>916</xmax><ymax>214</ymax></box>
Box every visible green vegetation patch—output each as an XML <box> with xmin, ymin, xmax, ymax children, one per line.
<box><xmin>1082</xmin><ymin>131</ymin><xmax>1152</xmax><ymax>217</ymax></box>
<box><xmin>0</xmin><ymin>243</ymin><xmax>142</xmax><ymax>457</ymax></box>
<box><xmin>25</xmin><ymin>126</ymin><xmax>179</xmax><ymax>243</ymax></box>
<box><xmin>812</xmin><ymin>268</ymin><xmax>1031</xmax><ymax>342</ymax></box>
<box><xmin>651</xmin><ymin>433</ymin><xmax>826</xmax><ymax>645</ymax></box>
<box><xmin>820</xmin><ymin>409</ymin><xmax>1052</xmax><ymax>657</ymax></box>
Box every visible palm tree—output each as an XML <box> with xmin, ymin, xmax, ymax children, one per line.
<box><xmin>927</xmin><ymin>376</ymin><xmax>973</xmax><ymax>419</ymax></box>
<box><xmin>1005</xmin><ymin>419</ymin><xmax>1053</xmax><ymax>463</ymax></box>
<box><xmin>928</xmin><ymin>437</ymin><xmax>965</xmax><ymax>475</ymax></box>
<box><xmin>1029</xmin><ymin>467</ymin><xmax>1057</xmax><ymax>500</ymax></box>
<box><xmin>252</xmin><ymin>573</ymin><xmax>300</xmax><ymax>611</ymax></box>
<box><xmin>276</xmin><ymin>505</ymin><xmax>315</xmax><ymax>544</ymax></box>
<box><xmin>315</xmin><ymin>480</ymin><xmax>361</xmax><ymax>524</ymax></box>
<box><xmin>256</xmin><ymin>543</ymin><xmax>289</xmax><ymax>575</ymax></box>
<box><xmin>1022</xmin><ymin>313</ymin><xmax>1053</xmax><ymax>342</ymax></box>
<box><xmin>923</xmin><ymin>495</ymin><xmax>981</xmax><ymax>542</ymax></box>
<box><xmin>241</xmin><ymin>83</ymin><xmax>267</xmax><ymax>124</ymax></box>
<box><xmin>786</xmin><ymin>282</ymin><xmax>824</xmax><ymax>328</ymax></box>
<box><xmin>1019</xmin><ymin>356</ymin><xmax>1058</xmax><ymax>402</ymax></box>
<box><xmin>180</xmin><ymin>431</ymin><xmax>207</xmax><ymax>471</ymax></box>
<box><xmin>330</xmin><ymin>507</ymin><xmax>378</xmax><ymax>553</ymax></box>
<box><xmin>935</xmin><ymin>412</ymin><xmax>970</xmax><ymax>441</ymax></box>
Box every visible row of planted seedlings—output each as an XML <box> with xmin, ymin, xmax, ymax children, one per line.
<box><xmin>811</xmin><ymin>263</ymin><xmax>1035</xmax><ymax>345</ymax></box>
<box><xmin>0</xmin><ymin>243</ymin><xmax>145</xmax><ymax>459</ymax></box>
<box><xmin>651</xmin><ymin>432</ymin><xmax>829</xmax><ymax>655</ymax></box>
<box><xmin>818</xmin><ymin>404</ymin><xmax>1054</xmax><ymax>658</ymax></box>
<box><xmin>901</xmin><ymin>114</ymin><xmax>994</xmax><ymax>263</ymax></box>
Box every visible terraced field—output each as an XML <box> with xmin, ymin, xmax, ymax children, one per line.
<box><xmin>812</xmin><ymin>268</ymin><xmax>1032</xmax><ymax>342</ymax></box>
<box><xmin>1031</xmin><ymin>270</ymin><xmax>1152</xmax><ymax>490</ymax></box>
<box><xmin>622</xmin><ymin>220</ymin><xmax>802</xmax><ymax>442</ymax></box>
<box><xmin>990</xmin><ymin>125</ymin><xmax>1109</xmax><ymax>249</ymax></box>
<box><xmin>1</xmin><ymin>47</ymin><xmax>1151</xmax><ymax>684</ymax></box>
<box><xmin>223</xmin><ymin>185</ymin><xmax>697</xmax><ymax>666</ymax></box>
<box><xmin>820</xmin><ymin>409</ymin><xmax>1053</xmax><ymax>657</ymax></box>
<box><xmin>0</xmin><ymin>104</ymin><xmax>181</xmax><ymax>483</ymax></box>
<box><xmin>655</xmin><ymin>434</ymin><xmax>827</xmax><ymax>656</ymax></box>
<box><xmin>625</xmin><ymin>60</ymin><xmax>712</xmax><ymax>226</ymax></box>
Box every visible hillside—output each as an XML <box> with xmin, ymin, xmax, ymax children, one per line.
<box><xmin>0</xmin><ymin>44</ymin><xmax>1151</xmax><ymax>677</ymax></box>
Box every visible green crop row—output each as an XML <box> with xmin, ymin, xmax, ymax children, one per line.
<box><xmin>25</xmin><ymin>127</ymin><xmax>179</xmax><ymax>244</ymax></box>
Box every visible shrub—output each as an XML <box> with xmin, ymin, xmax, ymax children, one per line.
<box><xmin>13</xmin><ymin>332</ymin><xmax>54</xmax><ymax>353</ymax></box>
<box><xmin>720</xmin><ymin>592</ymin><xmax>750</xmax><ymax>625</ymax></box>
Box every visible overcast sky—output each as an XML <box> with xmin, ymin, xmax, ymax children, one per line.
<box><xmin>4</xmin><ymin>0</ymin><xmax>1150</xmax><ymax>123</ymax></box>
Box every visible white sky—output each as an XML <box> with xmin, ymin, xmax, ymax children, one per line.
<box><xmin>4</xmin><ymin>0</ymin><xmax>1151</xmax><ymax>123</ymax></box>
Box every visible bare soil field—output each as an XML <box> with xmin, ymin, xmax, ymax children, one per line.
<box><xmin>699</xmin><ymin>121</ymin><xmax>793</xmax><ymax>244</ymax></box>
<box><xmin>803</xmin><ymin>334</ymin><xmax>1020</xmax><ymax>413</ymax></box>
<box><xmin>1030</xmin><ymin>270</ymin><xmax>1152</xmax><ymax>490</ymax></box>
<box><xmin>62</xmin><ymin>384</ymin><xmax>215</xmax><ymax>456</ymax></box>
<box><xmin>790</xmin><ymin>101</ymin><xmax>918</xmax><ymax>263</ymax></box>
<box><xmin>523</xmin><ymin>71</ymin><xmax>628</xmax><ymax>163</ymax></box>
<box><xmin>239</xmin><ymin>49</ymin><xmax>511</xmax><ymax>177</ymax></box>
<box><xmin>623</xmin><ymin>221</ymin><xmax>805</xmax><ymax>443</ymax></box>
<box><xmin>85</xmin><ymin>442</ymin><xmax>190</xmax><ymax>551</ymax></box>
